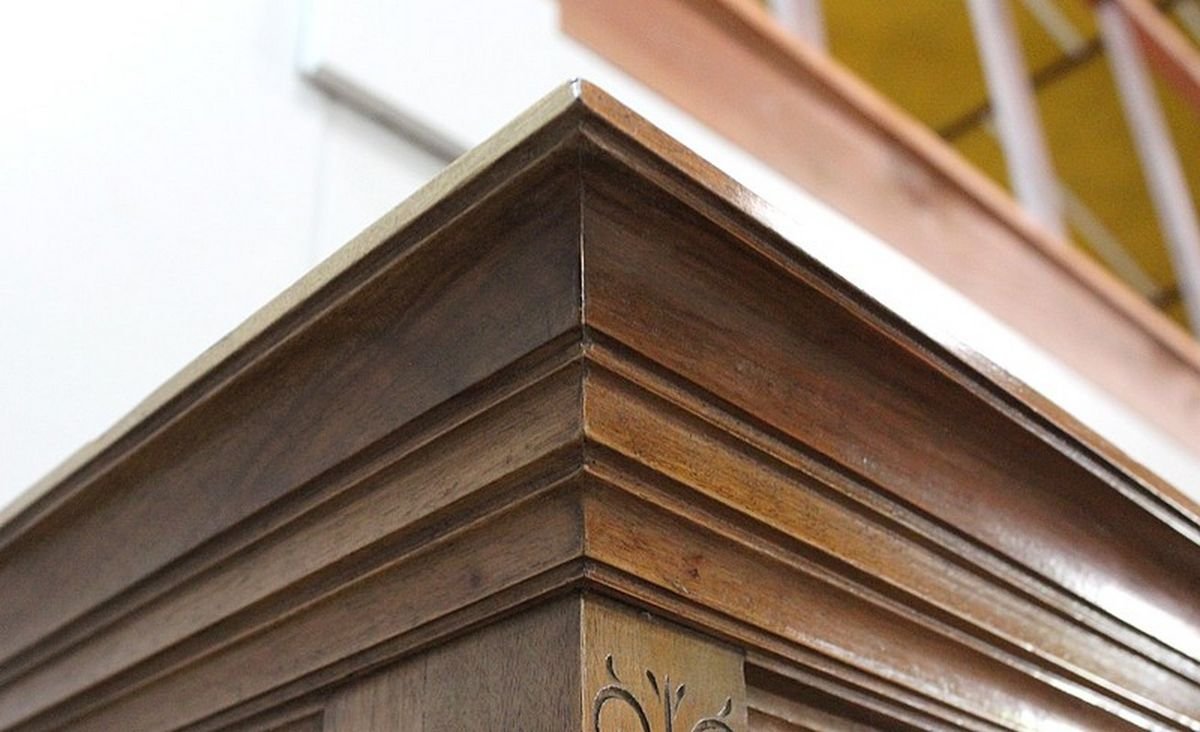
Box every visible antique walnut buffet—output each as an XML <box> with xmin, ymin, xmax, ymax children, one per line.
<box><xmin>1</xmin><ymin>82</ymin><xmax>1199</xmax><ymax>731</ymax></box>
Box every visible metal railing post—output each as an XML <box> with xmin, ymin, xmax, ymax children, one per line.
<box><xmin>1100</xmin><ymin>0</ymin><xmax>1200</xmax><ymax>330</ymax></box>
<box><xmin>966</xmin><ymin>0</ymin><xmax>1066</xmax><ymax>238</ymax></box>
<box><xmin>768</xmin><ymin>0</ymin><xmax>827</xmax><ymax>50</ymax></box>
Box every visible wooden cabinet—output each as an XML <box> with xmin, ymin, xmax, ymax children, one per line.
<box><xmin>1</xmin><ymin>82</ymin><xmax>1198</xmax><ymax>731</ymax></box>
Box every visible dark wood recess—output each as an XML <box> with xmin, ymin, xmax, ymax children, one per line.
<box><xmin>1</xmin><ymin>82</ymin><xmax>1198</xmax><ymax>731</ymax></box>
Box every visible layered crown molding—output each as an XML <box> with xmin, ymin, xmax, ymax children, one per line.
<box><xmin>1</xmin><ymin>82</ymin><xmax>1198</xmax><ymax>731</ymax></box>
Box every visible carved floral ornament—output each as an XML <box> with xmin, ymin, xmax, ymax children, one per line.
<box><xmin>592</xmin><ymin>655</ymin><xmax>735</xmax><ymax>732</ymax></box>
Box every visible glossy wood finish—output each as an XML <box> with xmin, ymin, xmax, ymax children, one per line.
<box><xmin>1</xmin><ymin>82</ymin><xmax>1199</xmax><ymax>731</ymax></box>
<box><xmin>559</xmin><ymin>0</ymin><xmax>1200</xmax><ymax>455</ymax></box>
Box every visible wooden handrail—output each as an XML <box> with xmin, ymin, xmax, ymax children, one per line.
<box><xmin>560</xmin><ymin>0</ymin><xmax>1200</xmax><ymax>455</ymax></box>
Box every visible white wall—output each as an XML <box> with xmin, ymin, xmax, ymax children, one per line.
<box><xmin>2</xmin><ymin>0</ymin><xmax>1198</xmax><ymax>511</ymax></box>
<box><xmin>0</xmin><ymin>0</ymin><xmax>445</xmax><ymax>502</ymax></box>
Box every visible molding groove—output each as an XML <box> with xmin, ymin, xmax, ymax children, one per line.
<box><xmin>583</xmin><ymin>330</ymin><xmax>1200</xmax><ymax>684</ymax></box>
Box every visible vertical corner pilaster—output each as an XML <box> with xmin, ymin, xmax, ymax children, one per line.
<box><xmin>582</xmin><ymin>595</ymin><xmax>747</xmax><ymax>732</ymax></box>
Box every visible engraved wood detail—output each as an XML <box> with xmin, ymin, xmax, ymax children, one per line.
<box><xmin>593</xmin><ymin>654</ymin><xmax>734</xmax><ymax>732</ymax></box>
<box><xmin>583</xmin><ymin>597</ymin><xmax>746</xmax><ymax>732</ymax></box>
<box><xmin>322</xmin><ymin>596</ymin><xmax>741</xmax><ymax>732</ymax></box>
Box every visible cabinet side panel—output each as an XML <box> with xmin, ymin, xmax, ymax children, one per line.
<box><xmin>267</xmin><ymin>715</ymin><xmax>325</xmax><ymax>732</ymax></box>
<box><xmin>324</xmin><ymin>595</ymin><xmax>582</xmax><ymax>732</ymax></box>
<box><xmin>324</xmin><ymin>662</ymin><xmax>425</xmax><ymax>732</ymax></box>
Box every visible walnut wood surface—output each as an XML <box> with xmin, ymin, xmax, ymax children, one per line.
<box><xmin>324</xmin><ymin>597</ymin><xmax>582</xmax><ymax>731</ymax></box>
<box><xmin>262</xmin><ymin>717</ymin><xmax>323</xmax><ymax>732</ymax></box>
<box><xmin>583</xmin><ymin>595</ymin><xmax>746</xmax><ymax>732</ymax></box>
<box><xmin>1</xmin><ymin>82</ymin><xmax>1198</xmax><ymax>731</ymax></box>
<box><xmin>320</xmin><ymin>595</ymin><xmax>741</xmax><ymax>732</ymax></box>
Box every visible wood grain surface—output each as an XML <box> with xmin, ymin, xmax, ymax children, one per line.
<box><xmin>1</xmin><ymin>82</ymin><xmax>1197</xmax><ymax>731</ymax></box>
<box><xmin>320</xmin><ymin>595</ymin><xmax>743</xmax><ymax>732</ymax></box>
<box><xmin>325</xmin><ymin>597</ymin><xmax>582</xmax><ymax>732</ymax></box>
<box><xmin>583</xmin><ymin>596</ymin><xmax>746</xmax><ymax>732</ymax></box>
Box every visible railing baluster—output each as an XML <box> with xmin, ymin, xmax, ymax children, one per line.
<box><xmin>966</xmin><ymin>0</ymin><xmax>1066</xmax><ymax>238</ymax></box>
<box><xmin>1100</xmin><ymin>0</ymin><xmax>1200</xmax><ymax>330</ymax></box>
<box><xmin>767</xmin><ymin>0</ymin><xmax>827</xmax><ymax>51</ymax></box>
